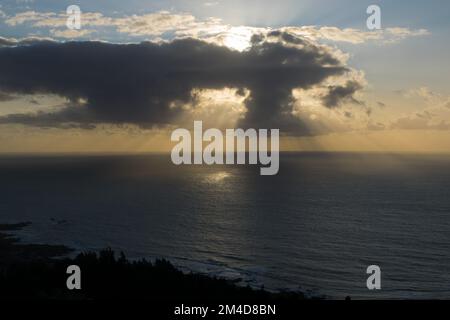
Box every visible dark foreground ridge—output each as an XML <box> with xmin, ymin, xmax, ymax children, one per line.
<box><xmin>0</xmin><ymin>222</ymin><xmax>306</xmax><ymax>301</ymax></box>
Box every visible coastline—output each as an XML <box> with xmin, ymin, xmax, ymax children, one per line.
<box><xmin>0</xmin><ymin>222</ymin><xmax>307</xmax><ymax>301</ymax></box>
<box><xmin>0</xmin><ymin>222</ymin><xmax>72</xmax><ymax>265</ymax></box>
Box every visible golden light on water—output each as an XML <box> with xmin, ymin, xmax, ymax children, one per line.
<box><xmin>204</xmin><ymin>171</ymin><xmax>231</xmax><ymax>184</ymax></box>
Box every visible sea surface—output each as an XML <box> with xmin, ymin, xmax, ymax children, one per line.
<box><xmin>1</xmin><ymin>152</ymin><xmax>450</xmax><ymax>299</ymax></box>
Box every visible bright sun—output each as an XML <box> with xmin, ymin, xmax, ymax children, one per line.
<box><xmin>222</xmin><ymin>27</ymin><xmax>253</xmax><ymax>51</ymax></box>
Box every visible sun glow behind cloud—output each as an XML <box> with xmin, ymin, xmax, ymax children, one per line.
<box><xmin>222</xmin><ymin>27</ymin><xmax>253</xmax><ymax>51</ymax></box>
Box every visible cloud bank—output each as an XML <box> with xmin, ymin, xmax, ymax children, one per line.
<box><xmin>0</xmin><ymin>31</ymin><xmax>365</xmax><ymax>135</ymax></box>
<box><xmin>3</xmin><ymin>10</ymin><xmax>430</xmax><ymax>44</ymax></box>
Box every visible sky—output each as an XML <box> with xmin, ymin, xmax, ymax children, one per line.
<box><xmin>0</xmin><ymin>0</ymin><xmax>449</xmax><ymax>153</ymax></box>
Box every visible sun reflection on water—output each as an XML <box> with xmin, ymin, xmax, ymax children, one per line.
<box><xmin>204</xmin><ymin>171</ymin><xmax>231</xmax><ymax>184</ymax></box>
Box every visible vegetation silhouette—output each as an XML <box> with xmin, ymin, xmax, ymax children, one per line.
<box><xmin>0</xmin><ymin>223</ymin><xmax>306</xmax><ymax>301</ymax></box>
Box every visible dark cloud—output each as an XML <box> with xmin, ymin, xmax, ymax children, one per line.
<box><xmin>393</xmin><ymin>89</ymin><xmax>405</xmax><ymax>95</ymax></box>
<box><xmin>0</xmin><ymin>91</ymin><xmax>16</xmax><ymax>102</ymax></box>
<box><xmin>391</xmin><ymin>115</ymin><xmax>450</xmax><ymax>131</ymax></box>
<box><xmin>322</xmin><ymin>80</ymin><xmax>364</xmax><ymax>108</ymax></box>
<box><xmin>0</xmin><ymin>105</ymin><xmax>94</xmax><ymax>129</ymax></box>
<box><xmin>416</xmin><ymin>110</ymin><xmax>434</xmax><ymax>119</ymax></box>
<box><xmin>367</xmin><ymin>121</ymin><xmax>385</xmax><ymax>131</ymax></box>
<box><xmin>0</xmin><ymin>33</ymin><xmax>362</xmax><ymax>134</ymax></box>
<box><xmin>0</xmin><ymin>36</ymin><xmax>55</xmax><ymax>48</ymax></box>
<box><xmin>29</xmin><ymin>98</ymin><xmax>40</xmax><ymax>105</ymax></box>
<box><xmin>0</xmin><ymin>37</ymin><xmax>18</xmax><ymax>47</ymax></box>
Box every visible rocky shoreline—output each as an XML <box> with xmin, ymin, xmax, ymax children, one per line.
<box><xmin>0</xmin><ymin>222</ymin><xmax>306</xmax><ymax>301</ymax></box>
<box><xmin>0</xmin><ymin>222</ymin><xmax>72</xmax><ymax>265</ymax></box>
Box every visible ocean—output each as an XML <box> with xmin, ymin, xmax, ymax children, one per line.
<box><xmin>1</xmin><ymin>152</ymin><xmax>449</xmax><ymax>299</ymax></box>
